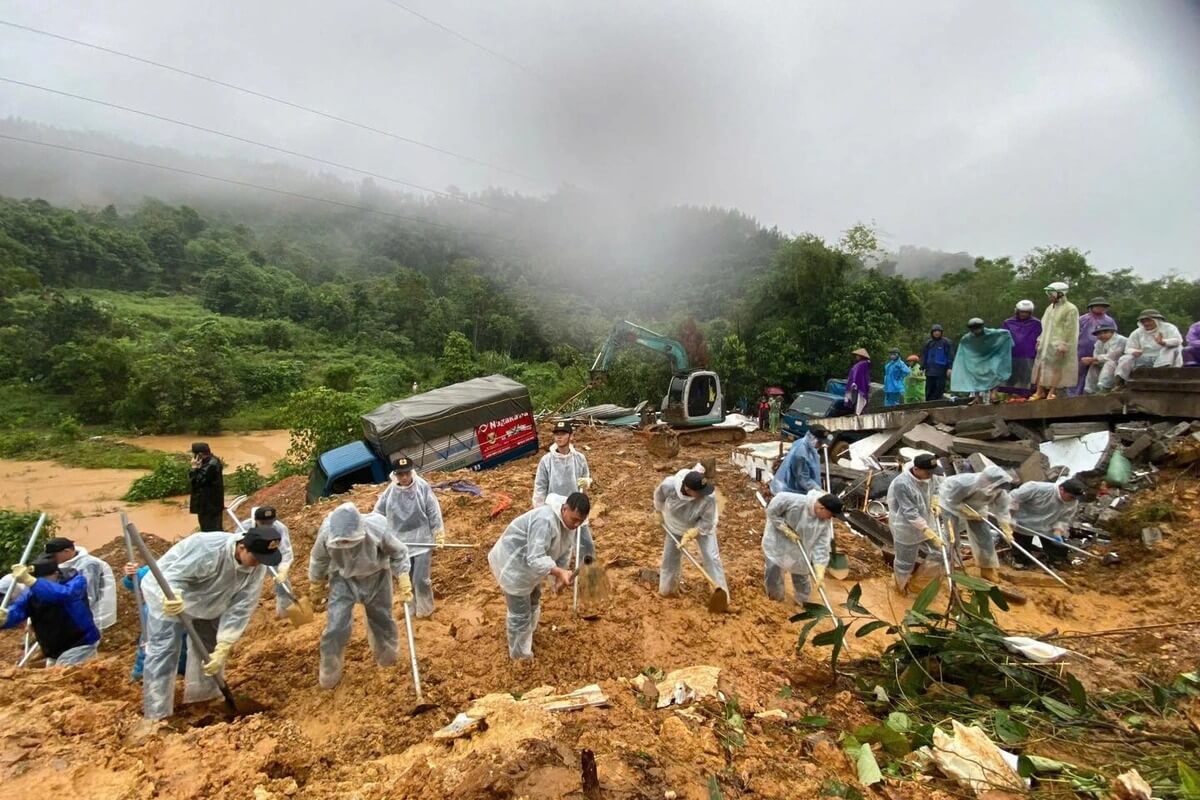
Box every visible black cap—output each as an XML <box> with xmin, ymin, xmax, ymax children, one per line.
<box><xmin>682</xmin><ymin>470</ymin><xmax>715</xmax><ymax>497</ymax></box>
<box><xmin>391</xmin><ymin>456</ymin><xmax>415</xmax><ymax>473</ymax></box>
<box><xmin>552</xmin><ymin>421</ymin><xmax>573</xmax><ymax>435</ymax></box>
<box><xmin>44</xmin><ymin>537</ymin><xmax>75</xmax><ymax>554</ymax></box>
<box><xmin>1087</xmin><ymin>297</ymin><xmax>1110</xmax><ymax>309</ymax></box>
<box><xmin>808</xmin><ymin>424</ymin><xmax>829</xmax><ymax>439</ymax></box>
<box><xmin>816</xmin><ymin>493</ymin><xmax>846</xmax><ymax>518</ymax></box>
<box><xmin>1060</xmin><ymin>478</ymin><xmax>1087</xmax><ymax>498</ymax></box>
<box><xmin>32</xmin><ymin>553</ymin><xmax>60</xmax><ymax>577</ymax></box>
<box><xmin>190</xmin><ymin>442</ymin><xmax>211</xmax><ymax>455</ymax></box>
<box><xmin>241</xmin><ymin>525</ymin><xmax>283</xmax><ymax>567</ymax></box>
<box><xmin>1092</xmin><ymin>323</ymin><xmax>1117</xmax><ymax>336</ymax></box>
<box><xmin>253</xmin><ymin>506</ymin><xmax>277</xmax><ymax>522</ymax></box>
<box><xmin>913</xmin><ymin>454</ymin><xmax>941</xmax><ymax>472</ymax></box>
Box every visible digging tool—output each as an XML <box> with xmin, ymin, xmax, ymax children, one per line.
<box><xmin>664</xmin><ymin>530</ymin><xmax>729</xmax><ymax>613</ymax></box>
<box><xmin>823</xmin><ymin>447</ymin><xmax>850</xmax><ymax>580</ymax></box>
<box><xmin>224</xmin><ymin>505</ymin><xmax>314</xmax><ymax>627</ymax></box>
<box><xmin>943</xmin><ymin>513</ymin><xmax>1028</xmax><ymax>604</ymax></box>
<box><xmin>402</xmin><ymin>601</ymin><xmax>437</xmax><ymax>715</ymax></box>
<box><xmin>404</xmin><ymin>543</ymin><xmax>477</xmax><ymax>550</ymax></box>
<box><xmin>572</xmin><ymin>528</ymin><xmax>581</xmax><ymax>612</ymax></box>
<box><xmin>124</xmin><ymin>519</ymin><xmax>267</xmax><ymax>718</ymax></box>
<box><xmin>574</xmin><ymin>555</ymin><xmax>610</xmax><ymax>618</ymax></box>
<box><xmin>1011</xmin><ymin>522</ymin><xmax>1098</xmax><ymax>559</ymax></box>
<box><xmin>2</xmin><ymin>512</ymin><xmax>46</xmax><ymax>611</ymax></box>
<box><xmin>755</xmin><ymin>494</ymin><xmax>837</xmax><ymax>619</ymax></box>
<box><xmin>120</xmin><ymin>512</ymin><xmax>146</xmax><ymax>652</ymax></box>
<box><xmin>17</xmin><ymin>638</ymin><xmax>40</xmax><ymax>668</ymax></box>
<box><xmin>963</xmin><ymin>505</ymin><xmax>1071</xmax><ymax>590</ymax></box>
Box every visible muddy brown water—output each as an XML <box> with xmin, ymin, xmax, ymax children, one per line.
<box><xmin>0</xmin><ymin>430</ymin><xmax>291</xmax><ymax>549</ymax></box>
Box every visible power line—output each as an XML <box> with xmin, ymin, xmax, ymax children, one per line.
<box><xmin>0</xmin><ymin>19</ymin><xmax>538</xmax><ymax>182</ymax></box>
<box><xmin>378</xmin><ymin>0</ymin><xmax>540</xmax><ymax>78</ymax></box>
<box><xmin>0</xmin><ymin>76</ymin><xmax>512</xmax><ymax>214</ymax></box>
<box><xmin>0</xmin><ymin>132</ymin><xmax>518</xmax><ymax>243</ymax></box>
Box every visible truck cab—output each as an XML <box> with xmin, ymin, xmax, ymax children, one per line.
<box><xmin>780</xmin><ymin>391</ymin><xmax>842</xmax><ymax>440</ymax></box>
<box><xmin>306</xmin><ymin>441</ymin><xmax>390</xmax><ymax>504</ymax></box>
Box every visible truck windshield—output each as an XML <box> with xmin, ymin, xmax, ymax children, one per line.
<box><xmin>788</xmin><ymin>394</ymin><xmax>835</xmax><ymax>416</ymax></box>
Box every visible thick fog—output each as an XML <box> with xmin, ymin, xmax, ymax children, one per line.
<box><xmin>1</xmin><ymin>0</ymin><xmax>1198</xmax><ymax>275</ymax></box>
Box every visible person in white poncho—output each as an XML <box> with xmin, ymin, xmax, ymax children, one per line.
<box><xmin>761</xmin><ymin>490</ymin><xmax>845</xmax><ymax>604</ymax></box>
<box><xmin>653</xmin><ymin>469</ymin><xmax>727</xmax><ymax>598</ymax></box>
<box><xmin>533</xmin><ymin>421</ymin><xmax>594</xmax><ymax>560</ymax></box>
<box><xmin>373</xmin><ymin>456</ymin><xmax>445</xmax><ymax>618</ymax></box>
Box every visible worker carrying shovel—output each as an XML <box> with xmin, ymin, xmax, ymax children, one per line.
<box><xmin>936</xmin><ymin>465</ymin><xmax>1015</xmax><ymax>586</ymax></box>
<box><xmin>309</xmin><ymin>502</ymin><xmax>412</xmax><ymax>689</ymax></box>
<box><xmin>886</xmin><ymin>453</ymin><xmax>944</xmax><ymax>594</ymax></box>
<box><xmin>533</xmin><ymin>421</ymin><xmax>595</xmax><ymax>561</ymax></box>
<box><xmin>140</xmin><ymin>525</ymin><xmax>282</xmax><ymax>721</ymax></box>
<box><xmin>654</xmin><ymin>469</ymin><xmax>728</xmax><ymax>601</ymax></box>
<box><xmin>249</xmin><ymin>507</ymin><xmax>297</xmax><ymax>620</ymax></box>
<box><xmin>761</xmin><ymin>491</ymin><xmax>846</xmax><ymax>605</ymax></box>
<box><xmin>1</xmin><ymin>554</ymin><xmax>100</xmax><ymax>667</ymax></box>
<box><xmin>374</xmin><ymin>456</ymin><xmax>444</xmax><ymax>618</ymax></box>
<box><xmin>489</xmin><ymin>492</ymin><xmax>590</xmax><ymax>661</ymax></box>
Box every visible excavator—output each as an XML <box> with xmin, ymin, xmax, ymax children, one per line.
<box><xmin>589</xmin><ymin>320</ymin><xmax>747</xmax><ymax>458</ymax></box>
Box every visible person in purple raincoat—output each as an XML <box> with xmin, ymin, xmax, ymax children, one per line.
<box><xmin>998</xmin><ymin>300</ymin><xmax>1042</xmax><ymax>398</ymax></box>
<box><xmin>1184</xmin><ymin>321</ymin><xmax>1200</xmax><ymax>367</ymax></box>
<box><xmin>845</xmin><ymin>348</ymin><xmax>872</xmax><ymax>415</ymax></box>
<box><xmin>1073</xmin><ymin>298</ymin><xmax>1117</xmax><ymax>395</ymax></box>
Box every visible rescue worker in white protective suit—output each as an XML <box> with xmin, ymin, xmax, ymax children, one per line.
<box><xmin>1009</xmin><ymin>478</ymin><xmax>1085</xmax><ymax>569</ymax></box>
<box><xmin>309</xmin><ymin>502</ymin><xmax>412</xmax><ymax>689</ymax></box>
<box><xmin>140</xmin><ymin>527</ymin><xmax>281</xmax><ymax>720</ymax></box>
<box><xmin>886</xmin><ymin>453</ymin><xmax>944</xmax><ymax>593</ymax></box>
<box><xmin>44</xmin><ymin>537</ymin><xmax>117</xmax><ymax>630</ymax></box>
<box><xmin>248</xmin><ymin>506</ymin><xmax>295</xmax><ymax>619</ymax></box>
<box><xmin>762</xmin><ymin>490</ymin><xmax>845</xmax><ymax>604</ymax></box>
<box><xmin>373</xmin><ymin>456</ymin><xmax>444</xmax><ymax>618</ymax></box>
<box><xmin>533</xmin><ymin>421</ymin><xmax>595</xmax><ymax>561</ymax></box>
<box><xmin>489</xmin><ymin>492</ymin><xmax>589</xmax><ymax>660</ymax></box>
<box><xmin>936</xmin><ymin>465</ymin><xmax>1014</xmax><ymax>583</ymax></box>
<box><xmin>654</xmin><ymin>469</ymin><xmax>728</xmax><ymax>598</ymax></box>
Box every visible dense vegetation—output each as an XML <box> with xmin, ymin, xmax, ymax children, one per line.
<box><xmin>1</xmin><ymin>192</ymin><xmax>1198</xmax><ymax>455</ymax></box>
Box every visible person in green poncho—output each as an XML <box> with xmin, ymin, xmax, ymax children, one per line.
<box><xmin>950</xmin><ymin>319</ymin><xmax>1014</xmax><ymax>404</ymax></box>
<box><xmin>1031</xmin><ymin>281</ymin><xmax>1080</xmax><ymax>400</ymax></box>
<box><xmin>902</xmin><ymin>355</ymin><xmax>925</xmax><ymax>404</ymax></box>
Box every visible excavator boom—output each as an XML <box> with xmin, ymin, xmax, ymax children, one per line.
<box><xmin>590</xmin><ymin>320</ymin><xmax>691</xmax><ymax>378</ymax></box>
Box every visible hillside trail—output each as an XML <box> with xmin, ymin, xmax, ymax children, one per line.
<box><xmin>0</xmin><ymin>424</ymin><xmax>1194</xmax><ymax>799</ymax></box>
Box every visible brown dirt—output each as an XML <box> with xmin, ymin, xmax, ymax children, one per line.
<box><xmin>0</xmin><ymin>424</ymin><xmax>1195</xmax><ymax>799</ymax></box>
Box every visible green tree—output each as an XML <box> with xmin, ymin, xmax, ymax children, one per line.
<box><xmin>710</xmin><ymin>334</ymin><xmax>754</xmax><ymax>410</ymax></box>
<box><xmin>440</xmin><ymin>330</ymin><xmax>478</xmax><ymax>384</ymax></box>
<box><xmin>281</xmin><ymin>387</ymin><xmax>364</xmax><ymax>465</ymax></box>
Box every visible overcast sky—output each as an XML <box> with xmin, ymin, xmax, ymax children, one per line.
<box><xmin>1</xmin><ymin>0</ymin><xmax>1198</xmax><ymax>276</ymax></box>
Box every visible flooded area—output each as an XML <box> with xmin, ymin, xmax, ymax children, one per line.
<box><xmin>0</xmin><ymin>430</ymin><xmax>292</xmax><ymax>550</ymax></box>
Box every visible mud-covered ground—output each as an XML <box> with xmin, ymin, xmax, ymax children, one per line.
<box><xmin>0</xmin><ymin>424</ymin><xmax>1195</xmax><ymax>799</ymax></box>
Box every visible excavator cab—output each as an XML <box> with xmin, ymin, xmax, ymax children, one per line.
<box><xmin>663</xmin><ymin>371</ymin><xmax>724</xmax><ymax>427</ymax></box>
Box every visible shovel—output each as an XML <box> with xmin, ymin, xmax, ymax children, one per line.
<box><xmin>224</xmin><ymin>505</ymin><xmax>314</xmax><ymax>627</ymax></box>
<box><xmin>1011</xmin><ymin>522</ymin><xmax>1098</xmax><ymax>559</ymax></box>
<box><xmin>665</xmin><ymin>530</ymin><xmax>729</xmax><ymax>613</ymax></box>
<box><xmin>823</xmin><ymin>447</ymin><xmax>850</xmax><ymax>580</ymax></box>
<box><xmin>120</xmin><ymin>512</ymin><xmax>146</xmax><ymax>647</ymax></box>
<box><xmin>2</xmin><ymin>512</ymin><xmax>46</xmax><ymax>611</ymax></box>
<box><xmin>965</xmin><ymin>506</ymin><xmax>1071</xmax><ymax>590</ymax></box>
<box><xmin>124</xmin><ymin>519</ymin><xmax>268</xmax><ymax>718</ymax></box>
<box><xmin>402</xmin><ymin>601</ymin><xmax>437</xmax><ymax>715</ymax></box>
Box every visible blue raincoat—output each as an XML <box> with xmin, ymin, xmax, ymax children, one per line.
<box><xmin>950</xmin><ymin>328</ymin><xmax>1014</xmax><ymax>393</ymax></box>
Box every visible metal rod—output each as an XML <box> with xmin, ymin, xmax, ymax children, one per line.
<box><xmin>404</xmin><ymin>542</ymin><xmax>477</xmax><ymax>550</ymax></box>
<box><xmin>664</xmin><ymin>530</ymin><xmax>722</xmax><ymax>591</ymax></box>
<box><xmin>2</xmin><ymin>513</ymin><xmax>46</xmax><ymax>610</ymax></box>
<box><xmin>17</xmin><ymin>639</ymin><xmax>39</xmax><ymax>668</ymax></box>
<box><xmin>572</xmin><ymin>527</ymin><xmax>581</xmax><ymax>612</ymax></box>
<box><xmin>964</xmin><ymin>506</ymin><xmax>1071</xmax><ymax>589</ymax></box>
<box><xmin>1011</xmin><ymin>522</ymin><xmax>1098</xmax><ymax>558</ymax></box>
<box><xmin>403</xmin><ymin>601</ymin><xmax>423</xmax><ymax>701</ymax></box>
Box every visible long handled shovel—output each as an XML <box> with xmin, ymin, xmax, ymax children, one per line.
<box><xmin>125</xmin><ymin>519</ymin><xmax>267</xmax><ymax>718</ymax></box>
<box><xmin>944</xmin><ymin>513</ymin><xmax>1029</xmax><ymax>604</ymax></box>
<box><xmin>224</xmin><ymin>505</ymin><xmax>314</xmax><ymax>627</ymax></box>
<box><xmin>823</xmin><ymin>448</ymin><xmax>850</xmax><ymax>579</ymax></box>
<box><xmin>1011</xmin><ymin>522</ymin><xmax>1098</xmax><ymax>559</ymax></box>
<box><xmin>964</xmin><ymin>506</ymin><xmax>1071</xmax><ymax>590</ymax></box>
<box><xmin>120</xmin><ymin>512</ymin><xmax>145</xmax><ymax>648</ymax></box>
<box><xmin>664</xmin><ymin>530</ymin><xmax>729</xmax><ymax>613</ymax></box>
<box><xmin>2</xmin><ymin>512</ymin><xmax>46</xmax><ymax>611</ymax></box>
<box><xmin>402</xmin><ymin>601</ymin><xmax>437</xmax><ymax>715</ymax></box>
<box><xmin>571</xmin><ymin>528</ymin><xmax>581</xmax><ymax>613</ymax></box>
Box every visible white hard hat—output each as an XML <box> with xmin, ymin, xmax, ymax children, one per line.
<box><xmin>1015</xmin><ymin>299</ymin><xmax>1035</xmax><ymax>312</ymax></box>
<box><xmin>1044</xmin><ymin>281</ymin><xmax>1069</xmax><ymax>293</ymax></box>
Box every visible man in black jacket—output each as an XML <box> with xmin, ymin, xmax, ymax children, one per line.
<box><xmin>189</xmin><ymin>442</ymin><xmax>225</xmax><ymax>531</ymax></box>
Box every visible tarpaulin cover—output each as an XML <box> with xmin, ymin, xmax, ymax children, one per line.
<box><xmin>361</xmin><ymin>375</ymin><xmax>534</xmax><ymax>464</ymax></box>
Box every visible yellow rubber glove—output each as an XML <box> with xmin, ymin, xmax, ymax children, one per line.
<box><xmin>999</xmin><ymin>522</ymin><xmax>1015</xmax><ymax>543</ymax></box>
<box><xmin>576</xmin><ymin>476</ymin><xmax>592</xmax><ymax>490</ymax></box>
<box><xmin>781</xmin><ymin>525</ymin><xmax>802</xmax><ymax>545</ymax></box>
<box><xmin>653</xmin><ymin>510</ymin><xmax>664</xmax><ymax>526</ymax></box>
<box><xmin>923</xmin><ymin>527</ymin><xmax>942</xmax><ymax>544</ymax></box>
<box><xmin>396</xmin><ymin>573</ymin><xmax>414</xmax><ymax>604</ymax></box>
<box><xmin>274</xmin><ymin>564</ymin><xmax>290</xmax><ymax>584</ymax></box>
<box><xmin>203</xmin><ymin>640</ymin><xmax>233</xmax><ymax>676</ymax></box>
<box><xmin>813</xmin><ymin>563</ymin><xmax>827</xmax><ymax>582</ymax></box>
<box><xmin>0</xmin><ymin>608</ymin><xmax>8</xmax><ymax>627</ymax></box>
<box><xmin>679</xmin><ymin>528</ymin><xmax>700</xmax><ymax>549</ymax></box>
<box><xmin>162</xmin><ymin>592</ymin><xmax>185</xmax><ymax>617</ymax></box>
<box><xmin>309</xmin><ymin>580</ymin><xmax>328</xmax><ymax>605</ymax></box>
<box><xmin>11</xmin><ymin>564</ymin><xmax>35</xmax><ymax>587</ymax></box>
<box><xmin>433</xmin><ymin>529</ymin><xmax>446</xmax><ymax>549</ymax></box>
<box><xmin>930</xmin><ymin>496</ymin><xmax>941</xmax><ymax>515</ymax></box>
<box><xmin>961</xmin><ymin>506</ymin><xmax>984</xmax><ymax>522</ymax></box>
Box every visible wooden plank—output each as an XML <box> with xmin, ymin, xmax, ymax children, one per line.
<box><xmin>1047</xmin><ymin>422</ymin><xmax>1110</xmax><ymax>440</ymax></box>
<box><xmin>950</xmin><ymin>437</ymin><xmax>1036</xmax><ymax>464</ymax></box>
<box><xmin>928</xmin><ymin>392</ymin><xmax>1130</xmax><ymax>425</ymax></box>
<box><xmin>901</xmin><ymin>423</ymin><xmax>955</xmax><ymax>455</ymax></box>
<box><xmin>869</xmin><ymin>412</ymin><xmax>929</xmax><ymax>459</ymax></box>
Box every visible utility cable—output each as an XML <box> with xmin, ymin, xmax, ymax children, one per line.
<box><xmin>0</xmin><ymin>75</ymin><xmax>511</xmax><ymax>214</ymax></box>
<box><xmin>0</xmin><ymin>132</ymin><xmax>518</xmax><ymax>243</ymax></box>
<box><xmin>0</xmin><ymin>19</ymin><xmax>537</xmax><ymax>182</ymax></box>
<box><xmin>377</xmin><ymin>0</ymin><xmax>541</xmax><ymax>78</ymax></box>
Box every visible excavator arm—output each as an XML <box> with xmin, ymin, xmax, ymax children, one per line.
<box><xmin>590</xmin><ymin>320</ymin><xmax>691</xmax><ymax>379</ymax></box>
